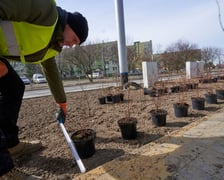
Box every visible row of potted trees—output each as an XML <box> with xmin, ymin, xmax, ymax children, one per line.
<box><xmin>71</xmin><ymin>77</ymin><xmax>224</xmax><ymax>160</ymax></box>
<box><xmin>152</xmin><ymin>78</ymin><xmax>224</xmax><ymax>126</ymax></box>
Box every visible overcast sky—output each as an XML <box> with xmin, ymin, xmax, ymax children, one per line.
<box><xmin>56</xmin><ymin>0</ymin><xmax>224</xmax><ymax>51</ymax></box>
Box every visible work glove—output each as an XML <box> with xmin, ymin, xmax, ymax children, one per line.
<box><xmin>56</xmin><ymin>103</ymin><xmax>66</xmax><ymax>124</ymax></box>
<box><xmin>58</xmin><ymin>102</ymin><xmax>66</xmax><ymax>114</ymax></box>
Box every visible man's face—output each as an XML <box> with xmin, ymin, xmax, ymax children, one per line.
<box><xmin>61</xmin><ymin>24</ymin><xmax>80</xmax><ymax>47</ymax></box>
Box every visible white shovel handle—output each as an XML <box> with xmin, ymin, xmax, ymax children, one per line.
<box><xmin>59</xmin><ymin>123</ymin><xmax>86</xmax><ymax>173</ymax></box>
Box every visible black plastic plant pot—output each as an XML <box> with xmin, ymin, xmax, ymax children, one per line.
<box><xmin>216</xmin><ymin>89</ymin><xmax>224</xmax><ymax>100</ymax></box>
<box><xmin>106</xmin><ymin>94</ymin><xmax>113</xmax><ymax>102</ymax></box>
<box><xmin>191</xmin><ymin>97</ymin><xmax>205</xmax><ymax>110</ymax></box>
<box><xmin>192</xmin><ymin>83</ymin><xmax>198</xmax><ymax>89</ymax></box>
<box><xmin>170</xmin><ymin>86</ymin><xmax>180</xmax><ymax>93</ymax></box>
<box><xmin>98</xmin><ymin>96</ymin><xmax>106</xmax><ymax>104</ymax></box>
<box><xmin>112</xmin><ymin>94</ymin><xmax>121</xmax><ymax>103</ymax></box>
<box><xmin>143</xmin><ymin>88</ymin><xmax>150</xmax><ymax>95</ymax></box>
<box><xmin>212</xmin><ymin>78</ymin><xmax>218</xmax><ymax>82</ymax></box>
<box><xmin>117</xmin><ymin>117</ymin><xmax>137</xmax><ymax>140</ymax></box>
<box><xmin>71</xmin><ymin>129</ymin><xmax>96</xmax><ymax>159</ymax></box>
<box><xmin>199</xmin><ymin>78</ymin><xmax>213</xmax><ymax>83</ymax></box>
<box><xmin>186</xmin><ymin>83</ymin><xmax>193</xmax><ymax>90</ymax></box>
<box><xmin>173</xmin><ymin>103</ymin><xmax>189</xmax><ymax>117</ymax></box>
<box><xmin>120</xmin><ymin>93</ymin><xmax>124</xmax><ymax>101</ymax></box>
<box><xmin>204</xmin><ymin>93</ymin><xmax>217</xmax><ymax>104</ymax></box>
<box><xmin>150</xmin><ymin>109</ymin><xmax>167</xmax><ymax>126</ymax></box>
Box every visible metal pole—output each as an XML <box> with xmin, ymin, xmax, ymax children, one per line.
<box><xmin>59</xmin><ymin>123</ymin><xmax>86</xmax><ymax>173</ymax></box>
<box><xmin>114</xmin><ymin>0</ymin><xmax>128</xmax><ymax>86</ymax></box>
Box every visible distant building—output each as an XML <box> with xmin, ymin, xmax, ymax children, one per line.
<box><xmin>63</xmin><ymin>40</ymin><xmax>153</xmax><ymax>77</ymax></box>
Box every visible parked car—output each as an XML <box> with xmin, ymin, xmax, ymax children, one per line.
<box><xmin>32</xmin><ymin>74</ymin><xmax>47</xmax><ymax>84</ymax></box>
<box><xmin>92</xmin><ymin>71</ymin><xmax>104</xmax><ymax>79</ymax></box>
<box><xmin>129</xmin><ymin>70</ymin><xmax>142</xmax><ymax>76</ymax></box>
<box><xmin>88</xmin><ymin>71</ymin><xmax>104</xmax><ymax>79</ymax></box>
<box><xmin>20</xmin><ymin>76</ymin><xmax>31</xmax><ymax>85</ymax></box>
<box><xmin>159</xmin><ymin>69</ymin><xmax>168</xmax><ymax>74</ymax></box>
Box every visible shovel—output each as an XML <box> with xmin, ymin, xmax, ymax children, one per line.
<box><xmin>56</xmin><ymin>110</ymin><xmax>86</xmax><ymax>173</ymax></box>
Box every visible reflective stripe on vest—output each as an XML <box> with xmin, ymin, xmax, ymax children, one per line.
<box><xmin>0</xmin><ymin>21</ymin><xmax>19</xmax><ymax>55</ymax></box>
<box><xmin>0</xmin><ymin>18</ymin><xmax>58</xmax><ymax>63</ymax></box>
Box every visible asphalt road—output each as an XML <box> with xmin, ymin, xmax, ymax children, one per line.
<box><xmin>23</xmin><ymin>74</ymin><xmax>180</xmax><ymax>99</ymax></box>
<box><xmin>23</xmin><ymin>81</ymin><xmax>120</xmax><ymax>99</ymax></box>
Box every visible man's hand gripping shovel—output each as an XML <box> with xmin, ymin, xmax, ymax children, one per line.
<box><xmin>56</xmin><ymin>108</ymin><xmax>86</xmax><ymax>173</ymax></box>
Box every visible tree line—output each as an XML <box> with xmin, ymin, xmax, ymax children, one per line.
<box><xmin>12</xmin><ymin>39</ymin><xmax>223</xmax><ymax>81</ymax></box>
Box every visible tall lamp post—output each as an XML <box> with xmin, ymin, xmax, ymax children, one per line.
<box><xmin>114</xmin><ymin>0</ymin><xmax>128</xmax><ymax>86</ymax></box>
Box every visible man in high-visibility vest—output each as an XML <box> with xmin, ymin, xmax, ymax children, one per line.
<box><xmin>0</xmin><ymin>0</ymin><xmax>88</xmax><ymax>179</ymax></box>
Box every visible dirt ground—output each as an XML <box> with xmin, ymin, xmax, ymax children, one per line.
<box><xmin>15</xmin><ymin>78</ymin><xmax>224</xmax><ymax>180</ymax></box>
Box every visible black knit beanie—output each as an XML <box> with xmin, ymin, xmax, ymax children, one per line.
<box><xmin>67</xmin><ymin>12</ymin><xmax>88</xmax><ymax>45</ymax></box>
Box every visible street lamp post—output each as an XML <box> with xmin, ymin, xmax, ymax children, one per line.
<box><xmin>114</xmin><ymin>0</ymin><xmax>128</xmax><ymax>86</ymax></box>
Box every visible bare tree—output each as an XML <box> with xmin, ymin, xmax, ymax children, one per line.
<box><xmin>55</xmin><ymin>53</ymin><xmax>73</xmax><ymax>79</ymax></box>
<box><xmin>11</xmin><ymin>61</ymin><xmax>42</xmax><ymax>78</ymax></box>
<box><xmin>162</xmin><ymin>40</ymin><xmax>200</xmax><ymax>72</ymax></box>
<box><xmin>216</xmin><ymin>48</ymin><xmax>223</xmax><ymax>64</ymax></box>
<box><xmin>61</xmin><ymin>44</ymin><xmax>100</xmax><ymax>82</ymax></box>
<box><xmin>201</xmin><ymin>47</ymin><xmax>221</xmax><ymax>69</ymax></box>
<box><xmin>127</xmin><ymin>45</ymin><xmax>137</xmax><ymax>71</ymax></box>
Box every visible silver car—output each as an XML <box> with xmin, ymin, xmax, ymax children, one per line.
<box><xmin>32</xmin><ymin>74</ymin><xmax>47</xmax><ymax>84</ymax></box>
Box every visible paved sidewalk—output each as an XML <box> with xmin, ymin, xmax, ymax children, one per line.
<box><xmin>75</xmin><ymin>111</ymin><xmax>224</xmax><ymax>180</ymax></box>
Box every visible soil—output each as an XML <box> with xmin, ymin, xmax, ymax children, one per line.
<box><xmin>15</xmin><ymin>78</ymin><xmax>224</xmax><ymax>180</ymax></box>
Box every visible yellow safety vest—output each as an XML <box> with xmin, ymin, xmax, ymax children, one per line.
<box><xmin>0</xmin><ymin>19</ymin><xmax>58</xmax><ymax>64</ymax></box>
